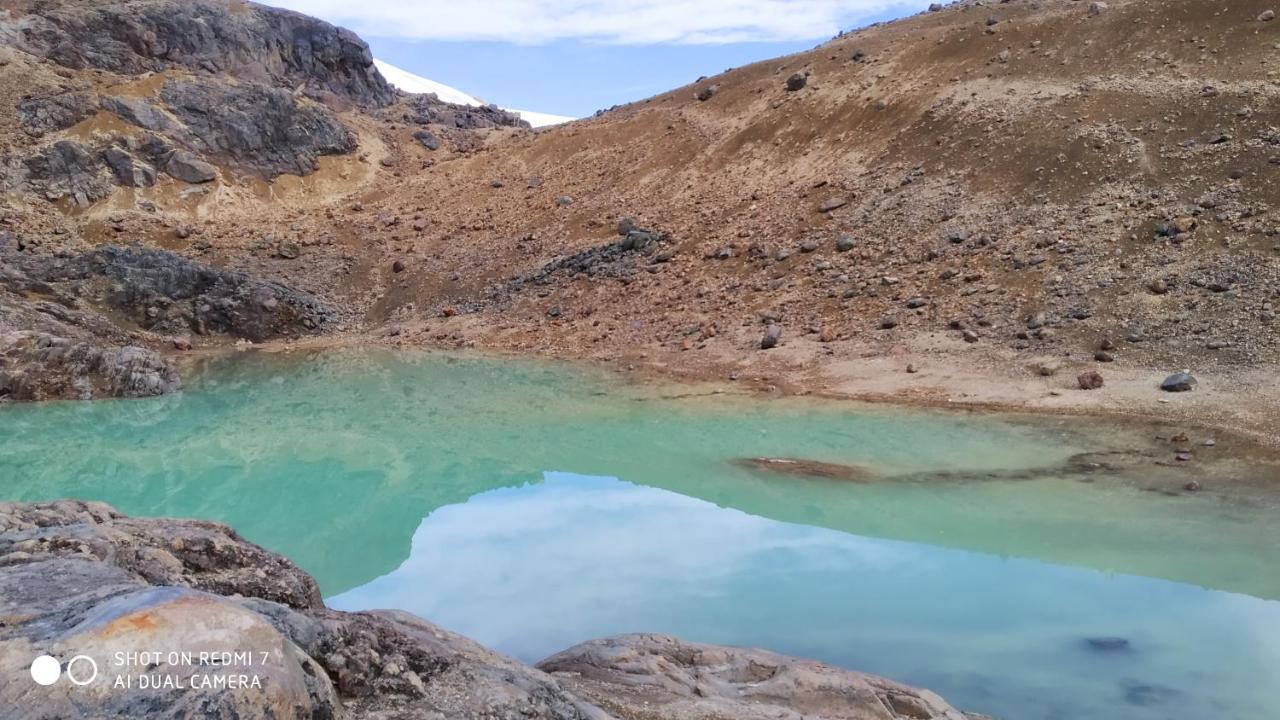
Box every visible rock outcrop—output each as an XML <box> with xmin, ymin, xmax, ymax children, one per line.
<box><xmin>0</xmin><ymin>246</ymin><xmax>335</xmax><ymax>402</ymax></box>
<box><xmin>0</xmin><ymin>501</ymin><xmax>976</xmax><ymax>720</ymax></box>
<box><xmin>19</xmin><ymin>246</ymin><xmax>335</xmax><ymax>342</ymax></box>
<box><xmin>540</xmin><ymin>634</ymin><xmax>980</xmax><ymax>720</ymax></box>
<box><xmin>2</xmin><ymin>0</ymin><xmax>394</xmax><ymax>107</ymax></box>
<box><xmin>157</xmin><ymin>77</ymin><xmax>357</xmax><ymax>177</ymax></box>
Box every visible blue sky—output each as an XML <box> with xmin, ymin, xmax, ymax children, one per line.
<box><xmin>274</xmin><ymin>1</ymin><xmax>934</xmax><ymax>117</ymax></box>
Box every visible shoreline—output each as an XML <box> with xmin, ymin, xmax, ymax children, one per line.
<box><xmin>167</xmin><ymin>329</ymin><xmax>1280</xmax><ymax>462</ymax></box>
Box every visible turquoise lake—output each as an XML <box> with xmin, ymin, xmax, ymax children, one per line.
<box><xmin>1</xmin><ymin>349</ymin><xmax>1278</xmax><ymax>719</ymax></box>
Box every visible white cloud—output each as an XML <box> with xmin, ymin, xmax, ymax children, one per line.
<box><xmin>272</xmin><ymin>0</ymin><xmax>931</xmax><ymax>45</ymax></box>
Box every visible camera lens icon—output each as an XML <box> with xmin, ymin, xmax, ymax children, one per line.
<box><xmin>30</xmin><ymin>654</ymin><xmax>98</xmax><ymax>686</ymax></box>
<box><xmin>30</xmin><ymin>655</ymin><xmax>60</xmax><ymax>686</ymax></box>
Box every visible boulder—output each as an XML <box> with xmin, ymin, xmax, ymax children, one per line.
<box><xmin>785</xmin><ymin>72</ymin><xmax>808</xmax><ymax>91</ymax></box>
<box><xmin>0</xmin><ymin>501</ymin><xmax>606</xmax><ymax>720</ymax></box>
<box><xmin>1078</xmin><ymin>370</ymin><xmax>1104</xmax><ymax>390</ymax></box>
<box><xmin>761</xmin><ymin>324</ymin><xmax>782</xmax><ymax>349</ymax></box>
<box><xmin>102</xmin><ymin>147</ymin><xmax>157</xmax><ymax>187</ymax></box>
<box><xmin>1161</xmin><ymin>371</ymin><xmax>1198</xmax><ymax>392</ymax></box>
<box><xmin>164</xmin><ymin>149</ymin><xmax>217</xmax><ymax>183</ymax></box>
<box><xmin>538</xmin><ymin>634</ymin><xmax>974</xmax><ymax>720</ymax></box>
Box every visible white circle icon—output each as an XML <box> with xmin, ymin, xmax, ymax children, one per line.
<box><xmin>66</xmin><ymin>656</ymin><xmax>98</xmax><ymax>686</ymax></box>
<box><xmin>30</xmin><ymin>655</ymin><xmax>60</xmax><ymax>686</ymax></box>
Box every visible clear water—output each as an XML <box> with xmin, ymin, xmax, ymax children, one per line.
<box><xmin>1</xmin><ymin>350</ymin><xmax>1278</xmax><ymax>719</ymax></box>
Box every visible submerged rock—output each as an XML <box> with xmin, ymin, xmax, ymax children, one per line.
<box><xmin>1085</xmin><ymin>637</ymin><xmax>1131</xmax><ymax>652</ymax></box>
<box><xmin>734</xmin><ymin>457</ymin><xmax>872</xmax><ymax>482</ymax></box>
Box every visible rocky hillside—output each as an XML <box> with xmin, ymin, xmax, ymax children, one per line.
<box><xmin>0</xmin><ymin>0</ymin><xmax>526</xmax><ymax>400</ymax></box>
<box><xmin>0</xmin><ymin>500</ymin><xmax>980</xmax><ymax>720</ymax></box>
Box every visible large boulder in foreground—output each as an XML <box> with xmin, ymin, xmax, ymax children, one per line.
<box><xmin>0</xmin><ymin>501</ymin><xmax>976</xmax><ymax>719</ymax></box>
<box><xmin>0</xmin><ymin>501</ymin><xmax>610</xmax><ymax>720</ymax></box>
<box><xmin>539</xmin><ymin>634</ymin><xmax>979</xmax><ymax>720</ymax></box>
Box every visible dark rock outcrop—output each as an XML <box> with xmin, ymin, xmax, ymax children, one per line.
<box><xmin>20</xmin><ymin>246</ymin><xmax>336</xmax><ymax>342</ymax></box>
<box><xmin>17</xmin><ymin>91</ymin><xmax>99</xmax><ymax>136</ymax></box>
<box><xmin>405</xmin><ymin>93</ymin><xmax>530</xmax><ymax>130</ymax></box>
<box><xmin>22</xmin><ymin>139</ymin><xmax>113</xmax><ymax>206</ymax></box>
<box><xmin>157</xmin><ymin>77</ymin><xmax>356</xmax><ymax>178</ymax></box>
<box><xmin>4</xmin><ymin>0</ymin><xmax>394</xmax><ymax>107</ymax></box>
<box><xmin>0</xmin><ymin>258</ymin><xmax>181</xmax><ymax>401</ymax></box>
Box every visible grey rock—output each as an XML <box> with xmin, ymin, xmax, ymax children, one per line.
<box><xmin>785</xmin><ymin>72</ymin><xmax>808</xmax><ymax>91</ymax></box>
<box><xmin>101</xmin><ymin>94</ymin><xmax>175</xmax><ymax>132</ymax></box>
<box><xmin>761</xmin><ymin>324</ymin><xmax>782</xmax><ymax>349</ymax></box>
<box><xmin>23</xmin><ymin>140</ymin><xmax>113</xmax><ymax>206</ymax></box>
<box><xmin>413</xmin><ymin>129</ymin><xmax>441</xmax><ymax>150</ymax></box>
<box><xmin>538</xmin><ymin>634</ymin><xmax>973</xmax><ymax>720</ymax></box>
<box><xmin>0</xmin><ymin>331</ymin><xmax>181</xmax><ymax>401</ymax></box>
<box><xmin>17</xmin><ymin>92</ymin><xmax>99</xmax><ymax>136</ymax></box>
<box><xmin>18</xmin><ymin>246</ymin><xmax>334</xmax><ymax>342</ymax></box>
<box><xmin>159</xmin><ymin>78</ymin><xmax>356</xmax><ymax>178</ymax></box>
<box><xmin>835</xmin><ymin>235</ymin><xmax>856</xmax><ymax>252</ymax></box>
<box><xmin>164</xmin><ymin>149</ymin><xmax>217</xmax><ymax>183</ymax></box>
<box><xmin>102</xmin><ymin>147</ymin><xmax>157</xmax><ymax>187</ymax></box>
<box><xmin>405</xmin><ymin>94</ymin><xmax>529</xmax><ymax>130</ymax></box>
<box><xmin>1161</xmin><ymin>371</ymin><xmax>1198</xmax><ymax>392</ymax></box>
<box><xmin>5</xmin><ymin>0</ymin><xmax>394</xmax><ymax>107</ymax></box>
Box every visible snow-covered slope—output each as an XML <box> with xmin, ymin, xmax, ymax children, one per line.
<box><xmin>373</xmin><ymin>60</ymin><xmax>573</xmax><ymax>128</ymax></box>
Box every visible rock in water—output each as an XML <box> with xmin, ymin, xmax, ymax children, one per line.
<box><xmin>1161</xmin><ymin>371</ymin><xmax>1198</xmax><ymax>392</ymax></box>
<box><xmin>538</xmin><ymin>634</ymin><xmax>974</xmax><ymax>720</ymax></box>
<box><xmin>733</xmin><ymin>457</ymin><xmax>871</xmax><ymax>482</ymax></box>
<box><xmin>1085</xmin><ymin>637</ymin><xmax>1131</xmax><ymax>652</ymax></box>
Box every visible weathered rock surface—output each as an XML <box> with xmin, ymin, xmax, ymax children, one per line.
<box><xmin>0</xmin><ymin>330</ymin><xmax>180</xmax><ymax>401</ymax></box>
<box><xmin>405</xmin><ymin>93</ymin><xmax>530</xmax><ymax>130</ymax></box>
<box><xmin>2</xmin><ymin>0</ymin><xmax>394</xmax><ymax>107</ymax></box>
<box><xmin>158</xmin><ymin>78</ymin><xmax>356</xmax><ymax>178</ymax></box>
<box><xmin>538</xmin><ymin>634</ymin><xmax>979</xmax><ymax>720</ymax></box>
<box><xmin>19</xmin><ymin>246</ymin><xmax>336</xmax><ymax>342</ymax></box>
<box><xmin>22</xmin><ymin>140</ymin><xmax>113</xmax><ymax>206</ymax></box>
<box><xmin>0</xmin><ymin>502</ymin><xmax>978</xmax><ymax>720</ymax></box>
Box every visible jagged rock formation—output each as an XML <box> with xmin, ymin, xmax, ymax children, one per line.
<box><xmin>158</xmin><ymin>78</ymin><xmax>357</xmax><ymax>177</ymax></box>
<box><xmin>0</xmin><ymin>501</ymin><xmax>974</xmax><ymax>719</ymax></box>
<box><xmin>19</xmin><ymin>246</ymin><xmax>335</xmax><ymax>341</ymax></box>
<box><xmin>2</xmin><ymin>0</ymin><xmax>394</xmax><ymax>107</ymax></box>
<box><xmin>0</xmin><ymin>245</ymin><xmax>334</xmax><ymax>401</ymax></box>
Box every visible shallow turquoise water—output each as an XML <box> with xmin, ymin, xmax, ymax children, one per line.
<box><xmin>1</xmin><ymin>349</ymin><xmax>1278</xmax><ymax>719</ymax></box>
